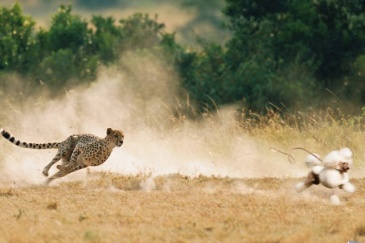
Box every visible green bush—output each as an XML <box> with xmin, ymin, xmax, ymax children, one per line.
<box><xmin>1</xmin><ymin>1</ymin><xmax>365</xmax><ymax>114</ymax></box>
<box><xmin>119</xmin><ymin>13</ymin><xmax>165</xmax><ymax>50</ymax></box>
<box><xmin>176</xmin><ymin>0</ymin><xmax>365</xmax><ymax>112</ymax></box>
<box><xmin>90</xmin><ymin>15</ymin><xmax>123</xmax><ymax>63</ymax></box>
<box><xmin>178</xmin><ymin>43</ymin><xmax>227</xmax><ymax>109</ymax></box>
<box><xmin>0</xmin><ymin>3</ymin><xmax>35</xmax><ymax>73</ymax></box>
<box><xmin>223</xmin><ymin>0</ymin><xmax>365</xmax><ymax>88</ymax></box>
<box><xmin>0</xmin><ymin>4</ymin><xmax>172</xmax><ymax>90</ymax></box>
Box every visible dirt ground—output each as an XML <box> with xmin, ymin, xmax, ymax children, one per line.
<box><xmin>0</xmin><ymin>173</ymin><xmax>364</xmax><ymax>243</ymax></box>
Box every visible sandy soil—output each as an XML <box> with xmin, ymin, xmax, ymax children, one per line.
<box><xmin>0</xmin><ymin>173</ymin><xmax>364</xmax><ymax>243</ymax></box>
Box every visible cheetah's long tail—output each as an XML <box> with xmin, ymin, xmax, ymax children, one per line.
<box><xmin>0</xmin><ymin>128</ymin><xmax>60</xmax><ymax>149</ymax></box>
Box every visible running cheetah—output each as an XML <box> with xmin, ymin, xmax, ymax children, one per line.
<box><xmin>0</xmin><ymin>128</ymin><xmax>124</xmax><ymax>184</ymax></box>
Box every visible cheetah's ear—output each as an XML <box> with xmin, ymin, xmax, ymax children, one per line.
<box><xmin>107</xmin><ymin>128</ymin><xmax>113</xmax><ymax>135</ymax></box>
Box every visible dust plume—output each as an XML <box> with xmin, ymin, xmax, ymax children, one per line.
<box><xmin>0</xmin><ymin>53</ymin><xmax>308</xmax><ymax>185</ymax></box>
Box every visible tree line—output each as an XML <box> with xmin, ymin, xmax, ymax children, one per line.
<box><xmin>1</xmin><ymin>1</ymin><xmax>365</xmax><ymax>113</ymax></box>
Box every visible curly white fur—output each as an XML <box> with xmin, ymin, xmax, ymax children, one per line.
<box><xmin>305</xmin><ymin>153</ymin><xmax>321</xmax><ymax>168</ymax></box>
<box><xmin>295</xmin><ymin>147</ymin><xmax>355</xmax><ymax>205</ymax></box>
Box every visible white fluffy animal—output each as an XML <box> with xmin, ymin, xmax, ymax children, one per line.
<box><xmin>295</xmin><ymin>148</ymin><xmax>355</xmax><ymax>205</ymax></box>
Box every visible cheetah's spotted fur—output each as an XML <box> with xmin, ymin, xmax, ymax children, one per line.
<box><xmin>0</xmin><ymin>128</ymin><xmax>124</xmax><ymax>184</ymax></box>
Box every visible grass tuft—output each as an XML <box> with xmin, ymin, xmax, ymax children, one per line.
<box><xmin>46</xmin><ymin>202</ymin><xmax>58</xmax><ymax>210</ymax></box>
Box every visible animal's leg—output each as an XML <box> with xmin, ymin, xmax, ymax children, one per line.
<box><xmin>42</xmin><ymin>152</ymin><xmax>63</xmax><ymax>177</ymax></box>
<box><xmin>341</xmin><ymin>182</ymin><xmax>355</xmax><ymax>193</ymax></box>
<box><xmin>45</xmin><ymin>145</ymin><xmax>86</xmax><ymax>185</ymax></box>
<box><xmin>42</xmin><ymin>137</ymin><xmax>76</xmax><ymax>177</ymax></box>
<box><xmin>330</xmin><ymin>189</ymin><xmax>340</xmax><ymax>205</ymax></box>
<box><xmin>45</xmin><ymin>163</ymin><xmax>86</xmax><ymax>185</ymax></box>
<box><xmin>57</xmin><ymin>157</ymin><xmax>72</xmax><ymax>171</ymax></box>
<box><xmin>295</xmin><ymin>171</ymin><xmax>318</xmax><ymax>192</ymax></box>
<box><xmin>58</xmin><ymin>145</ymin><xmax>83</xmax><ymax>171</ymax></box>
<box><xmin>295</xmin><ymin>181</ymin><xmax>312</xmax><ymax>193</ymax></box>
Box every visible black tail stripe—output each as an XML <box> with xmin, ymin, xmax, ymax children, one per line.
<box><xmin>3</xmin><ymin>132</ymin><xmax>10</xmax><ymax>139</ymax></box>
<box><xmin>1</xmin><ymin>130</ymin><xmax>60</xmax><ymax>149</ymax></box>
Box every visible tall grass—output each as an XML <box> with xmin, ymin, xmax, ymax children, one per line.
<box><xmin>235</xmin><ymin>107</ymin><xmax>365</xmax><ymax>168</ymax></box>
<box><xmin>144</xmin><ymin>90</ymin><xmax>365</xmax><ymax>178</ymax></box>
<box><xmin>171</xmin><ymin>100</ymin><xmax>365</xmax><ymax>169</ymax></box>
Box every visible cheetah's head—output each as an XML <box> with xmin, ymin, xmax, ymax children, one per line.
<box><xmin>106</xmin><ymin>128</ymin><xmax>124</xmax><ymax>147</ymax></box>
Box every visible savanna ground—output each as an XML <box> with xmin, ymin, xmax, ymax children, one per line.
<box><xmin>0</xmin><ymin>172</ymin><xmax>365</xmax><ymax>243</ymax></box>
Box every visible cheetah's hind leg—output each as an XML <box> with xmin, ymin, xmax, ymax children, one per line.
<box><xmin>45</xmin><ymin>145</ymin><xmax>85</xmax><ymax>185</ymax></box>
<box><xmin>55</xmin><ymin>149</ymin><xmax>74</xmax><ymax>172</ymax></box>
<box><xmin>42</xmin><ymin>152</ymin><xmax>62</xmax><ymax>177</ymax></box>
<box><xmin>42</xmin><ymin>147</ymin><xmax>73</xmax><ymax>177</ymax></box>
<box><xmin>45</xmin><ymin>163</ymin><xmax>86</xmax><ymax>185</ymax></box>
<box><xmin>42</xmin><ymin>136</ymin><xmax>76</xmax><ymax>177</ymax></box>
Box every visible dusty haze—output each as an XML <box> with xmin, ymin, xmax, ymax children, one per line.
<box><xmin>0</xmin><ymin>54</ymin><xmax>312</xmax><ymax>186</ymax></box>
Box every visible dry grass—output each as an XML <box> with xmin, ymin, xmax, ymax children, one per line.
<box><xmin>239</xmin><ymin>108</ymin><xmax>365</xmax><ymax>169</ymax></box>
<box><xmin>0</xmin><ymin>172</ymin><xmax>364</xmax><ymax>243</ymax></box>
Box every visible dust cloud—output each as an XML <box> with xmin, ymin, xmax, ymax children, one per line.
<box><xmin>0</xmin><ymin>54</ymin><xmax>308</xmax><ymax>186</ymax></box>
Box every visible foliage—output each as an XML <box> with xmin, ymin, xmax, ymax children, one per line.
<box><xmin>0</xmin><ymin>1</ymin><xmax>365</xmax><ymax>113</ymax></box>
<box><xmin>46</xmin><ymin>5</ymin><xmax>90</xmax><ymax>53</ymax></box>
<box><xmin>178</xmin><ymin>43</ymin><xmax>228</xmax><ymax>109</ymax></box>
<box><xmin>90</xmin><ymin>15</ymin><xmax>123</xmax><ymax>63</ymax></box>
<box><xmin>178</xmin><ymin>0</ymin><xmax>365</xmax><ymax>112</ymax></box>
<box><xmin>33</xmin><ymin>5</ymin><xmax>97</xmax><ymax>86</ymax></box>
<box><xmin>119</xmin><ymin>13</ymin><xmax>165</xmax><ymax>50</ymax></box>
<box><xmin>223</xmin><ymin>0</ymin><xmax>365</xmax><ymax>89</ymax></box>
<box><xmin>0</xmin><ymin>3</ymin><xmax>173</xmax><ymax>90</ymax></box>
<box><xmin>0</xmin><ymin>3</ymin><xmax>35</xmax><ymax>73</ymax></box>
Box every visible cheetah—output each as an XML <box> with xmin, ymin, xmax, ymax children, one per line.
<box><xmin>0</xmin><ymin>128</ymin><xmax>124</xmax><ymax>184</ymax></box>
